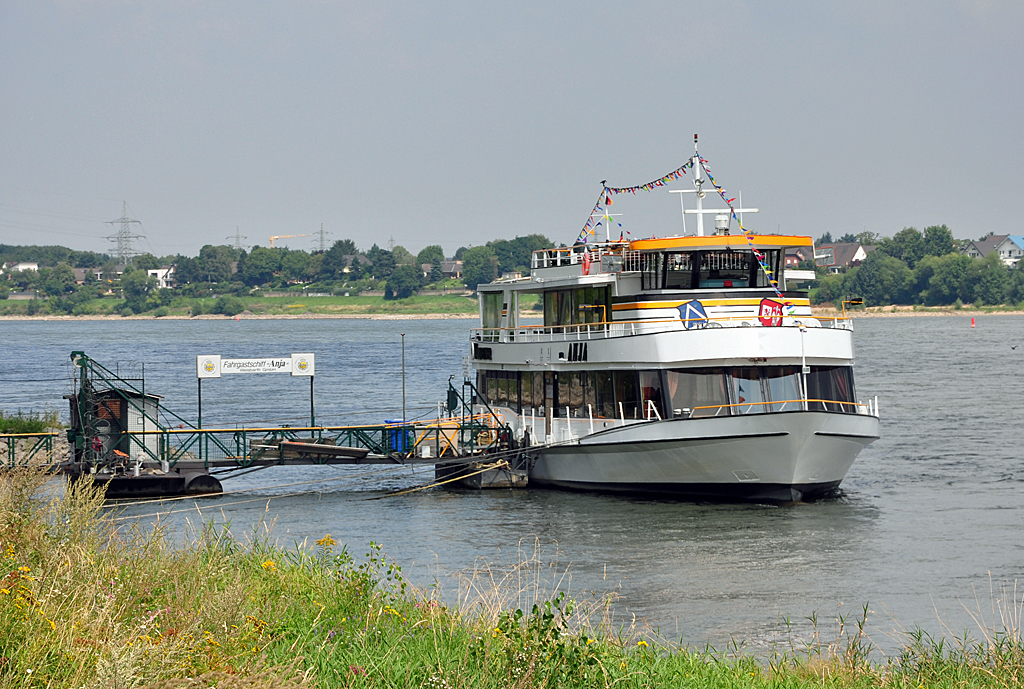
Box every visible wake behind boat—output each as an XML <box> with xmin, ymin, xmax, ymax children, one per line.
<box><xmin>467</xmin><ymin>138</ymin><xmax>880</xmax><ymax>502</ymax></box>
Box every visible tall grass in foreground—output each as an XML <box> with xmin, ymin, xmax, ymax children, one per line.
<box><xmin>1</xmin><ymin>469</ymin><xmax>1023</xmax><ymax>689</ymax></box>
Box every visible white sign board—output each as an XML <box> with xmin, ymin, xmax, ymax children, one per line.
<box><xmin>814</xmin><ymin>246</ymin><xmax>836</xmax><ymax>267</ymax></box>
<box><xmin>196</xmin><ymin>353</ymin><xmax>315</xmax><ymax>379</ymax></box>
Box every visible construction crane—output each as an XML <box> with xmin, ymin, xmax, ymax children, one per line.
<box><xmin>268</xmin><ymin>233</ymin><xmax>310</xmax><ymax>247</ymax></box>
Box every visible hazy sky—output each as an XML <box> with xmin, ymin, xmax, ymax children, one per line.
<box><xmin>2</xmin><ymin>1</ymin><xmax>1022</xmax><ymax>258</ymax></box>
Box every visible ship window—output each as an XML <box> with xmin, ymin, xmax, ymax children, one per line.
<box><xmin>698</xmin><ymin>251</ymin><xmax>752</xmax><ymax>289</ymax></box>
<box><xmin>806</xmin><ymin>366</ymin><xmax>856</xmax><ymax>412</ymax></box>
<box><xmin>521</xmin><ymin>373</ymin><xmax>532</xmax><ymax>413</ymax></box>
<box><xmin>583</xmin><ymin>371</ymin><xmax>597</xmax><ymax>417</ymax></box>
<box><xmin>728</xmin><ymin>368</ymin><xmax>767</xmax><ymax>414</ymax></box>
<box><xmin>763</xmin><ymin>366</ymin><xmax>802</xmax><ymax>412</ymax></box>
<box><xmin>641</xmin><ymin>253</ymin><xmax>664</xmax><ymax>290</ymax></box>
<box><xmin>481</xmin><ymin>292</ymin><xmax>502</xmax><ymax>331</ymax></box>
<box><xmin>613</xmin><ymin>371</ymin><xmax>640</xmax><ymax>419</ymax></box>
<box><xmin>557</xmin><ymin>373</ymin><xmax>570</xmax><ymax>417</ymax></box>
<box><xmin>596</xmin><ymin>371</ymin><xmax>615</xmax><ymax>418</ymax></box>
<box><xmin>486</xmin><ymin>374</ymin><xmax>498</xmax><ymax>407</ymax></box>
<box><xmin>639</xmin><ymin>371</ymin><xmax>665</xmax><ymax>420</ymax></box>
<box><xmin>544</xmin><ymin>287</ymin><xmax>610</xmax><ymax>327</ymax></box>
<box><xmin>751</xmin><ymin>250</ymin><xmax>781</xmax><ymax>288</ymax></box>
<box><xmin>666</xmin><ymin>369</ymin><xmax>730</xmax><ymax>417</ymax></box>
<box><xmin>664</xmin><ymin>252</ymin><xmax>694</xmax><ymax>289</ymax></box>
<box><xmin>533</xmin><ymin>372</ymin><xmax>545</xmax><ymax>411</ymax></box>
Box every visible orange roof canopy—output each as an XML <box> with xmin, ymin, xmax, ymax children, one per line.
<box><xmin>630</xmin><ymin>234</ymin><xmax>813</xmax><ymax>251</ymax></box>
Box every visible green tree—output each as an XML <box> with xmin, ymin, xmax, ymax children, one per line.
<box><xmin>242</xmin><ymin>247</ymin><xmax>282</xmax><ymax>286</ymax></box>
<box><xmin>962</xmin><ymin>253</ymin><xmax>1009</xmax><ymax>305</ymax></box>
<box><xmin>880</xmin><ymin>227</ymin><xmax>925</xmax><ymax>268</ymax></box>
<box><xmin>120</xmin><ymin>270</ymin><xmax>157</xmax><ymax>314</ymax></box>
<box><xmin>281</xmin><ymin>250</ymin><xmax>311</xmax><ymax>282</ymax></box>
<box><xmin>365</xmin><ymin>245</ymin><xmax>396</xmax><ymax>280</ymax></box>
<box><xmin>812</xmin><ymin>272</ymin><xmax>847</xmax><ymax>304</ymax></box>
<box><xmin>134</xmin><ymin>254</ymin><xmax>159</xmax><ymax>271</ymax></box>
<box><xmin>385</xmin><ymin>264</ymin><xmax>422</xmax><ymax>299</ymax></box>
<box><xmin>320</xmin><ymin>239</ymin><xmax>358</xmax><ymax>280</ymax></box>
<box><xmin>922</xmin><ymin>253</ymin><xmax>973</xmax><ymax>305</ymax></box>
<box><xmin>836</xmin><ymin>233</ymin><xmax>857</xmax><ymax>243</ymax></box>
<box><xmin>199</xmin><ymin>245</ymin><xmax>235</xmax><ymax>283</ymax></box>
<box><xmin>462</xmin><ymin>246</ymin><xmax>498</xmax><ymax>290</ymax></box>
<box><xmin>846</xmin><ymin>251</ymin><xmax>912</xmax><ymax>305</ymax></box>
<box><xmin>416</xmin><ymin>245</ymin><xmax>445</xmax><ymax>267</ymax></box>
<box><xmin>488</xmin><ymin>234</ymin><xmax>552</xmax><ymax>274</ymax></box>
<box><xmin>38</xmin><ymin>263</ymin><xmax>76</xmax><ymax>296</ymax></box>
<box><xmin>856</xmin><ymin>231</ymin><xmax>882</xmax><ymax>246</ymax></box>
<box><xmin>174</xmin><ymin>256</ymin><xmax>201</xmax><ymax>284</ymax></box>
<box><xmin>922</xmin><ymin>225</ymin><xmax>956</xmax><ymax>257</ymax></box>
<box><xmin>391</xmin><ymin>245</ymin><xmax>415</xmax><ymax>265</ymax></box>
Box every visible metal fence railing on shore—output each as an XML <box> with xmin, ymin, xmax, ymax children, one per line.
<box><xmin>2</xmin><ymin>432</ymin><xmax>60</xmax><ymax>469</ymax></box>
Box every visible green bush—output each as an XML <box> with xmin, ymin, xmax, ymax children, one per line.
<box><xmin>119</xmin><ymin>307</ymin><xmax>134</xmax><ymax>317</ymax></box>
<box><xmin>212</xmin><ymin>295</ymin><xmax>246</xmax><ymax>316</ymax></box>
<box><xmin>153</xmin><ymin>306</ymin><xmax>169</xmax><ymax>318</ymax></box>
<box><xmin>0</xmin><ymin>410</ymin><xmax>58</xmax><ymax>433</ymax></box>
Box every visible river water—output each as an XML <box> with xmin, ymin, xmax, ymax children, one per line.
<box><xmin>2</xmin><ymin>315</ymin><xmax>1022</xmax><ymax>651</ymax></box>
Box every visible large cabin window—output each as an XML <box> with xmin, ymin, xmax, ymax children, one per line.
<box><xmin>481</xmin><ymin>292</ymin><xmax>502</xmax><ymax>341</ymax></box>
<box><xmin>664</xmin><ymin>252</ymin><xmax>694</xmax><ymax>289</ymax></box>
<box><xmin>806</xmin><ymin>366</ymin><xmax>856</xmax><ymax>412</ymax></box>
<box><xmin>666</xmin><ymin>368</ymin><xmax>730</xmax><ymax>417</ymax></box>
<box><xmin>544</xmin><ymin>287</ymin><xmax>610</xmax><ymax>328</ymax></box>
<box><xmin>639</xmin><ymin>249</ymin><xmax>783</xmax><ymax>291</ymax></box>
<box><xmin>698</xmin><ymin>251</ymin><xmax>752</xmax><ymax>288</ymax></box>
<box><xmin>614</xmin><ymin>371</ymin><xmax>640</xmax><ymax>419</ymax></box>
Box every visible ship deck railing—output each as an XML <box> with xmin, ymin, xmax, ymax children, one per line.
<box><xmin>473</xmin><ymin>316</ymin><xmax>853</xmax><ymax>344</ymax></box>
<box><xmin>531</xmin><ymin>244</ymin><xmax>642</xmax><ymax>271</ymax></box>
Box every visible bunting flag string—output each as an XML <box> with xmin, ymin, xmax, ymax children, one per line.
<box><xmin>694</xmin><ymin>155</ymin><xmax>799</xmax><ymax>321</ymax></box>
<box><xmin>576</xmin><ymin>160</ymin><xmax>696</xmax><ymax>244</ymax></box>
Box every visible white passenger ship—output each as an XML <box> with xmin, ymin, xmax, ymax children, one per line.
<box><xmin>469</xmin><ymin>152</ymin><xmax>879</xmax><ymax>502</ymax></box>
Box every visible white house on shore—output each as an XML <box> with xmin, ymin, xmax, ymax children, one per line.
<box><xmin>962</xmin><ymin>234</ymin><xmax>1024</xmax><ymax>267</ymax></box>
<box><xmin>147</xmin><ymin>266</ymin><xmax>176</xmax><ymax>289</ymax></box>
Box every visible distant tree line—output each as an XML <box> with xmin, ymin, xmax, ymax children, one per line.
<box><xmin>0</xmin><ymin>233</ymin><xmax>556</xmax><ymax>315</ymax></box>
<box><xmin>815</xmin><ymin>225</ymin><xmax>1024</xmax><ymax>307</ymax></box>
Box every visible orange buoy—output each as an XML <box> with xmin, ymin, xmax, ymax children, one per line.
<box><xmin>971</xmin><ymin>317</ymin><xmax>975</xmax><ymax>328</ymax></box>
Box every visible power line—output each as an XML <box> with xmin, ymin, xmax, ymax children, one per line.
<box><xmin>314</xmin><ymin>223</ymin><xmax>332</xmax><ymax>253</ymax></box>
<box><xmin>104</xmin><ymin>201</ymin><xmax>144</xmax><ymax>266</ymax></box>
<box><xmin>227</xmin><ymin>226</ymin><xmax>248</xmax><ymax>251</ymax></box>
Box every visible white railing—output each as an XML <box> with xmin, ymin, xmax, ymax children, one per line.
<box><xmin>531</xmin><ymin>245</ymin><xmax>642</xmax><ymax>272</ymax></box>
<box><xmin>472</xmin><ymin>316</ymin><xmax>853</xmax><ymax>344</ymax></box>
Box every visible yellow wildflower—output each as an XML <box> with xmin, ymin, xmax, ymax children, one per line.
<box><xmin>261</xmin><ymin>560</ymin><xmax>276</xmax><ymax>571</ymax></box>
<box><xmin>316</xmin><ymin>534</ymin><xmax>337</xmax><ymax>547</ymax></box>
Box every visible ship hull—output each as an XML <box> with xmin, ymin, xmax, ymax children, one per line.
<box><xmin>529</xmin><ymin>410</ymin><xmax>879</xmax><ymax>502</ymax></box>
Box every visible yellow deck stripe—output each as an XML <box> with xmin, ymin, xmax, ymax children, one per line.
<box><xmin>613</xmin><ymin>298</ymin><xmax>811</xmax><ymax>310</ymax></box>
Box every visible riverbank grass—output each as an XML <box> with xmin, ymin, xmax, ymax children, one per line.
<box><xmin>2</xmin><ymin>470</ymin><xmax>1022</xmax><ymax>688</ymax></box>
